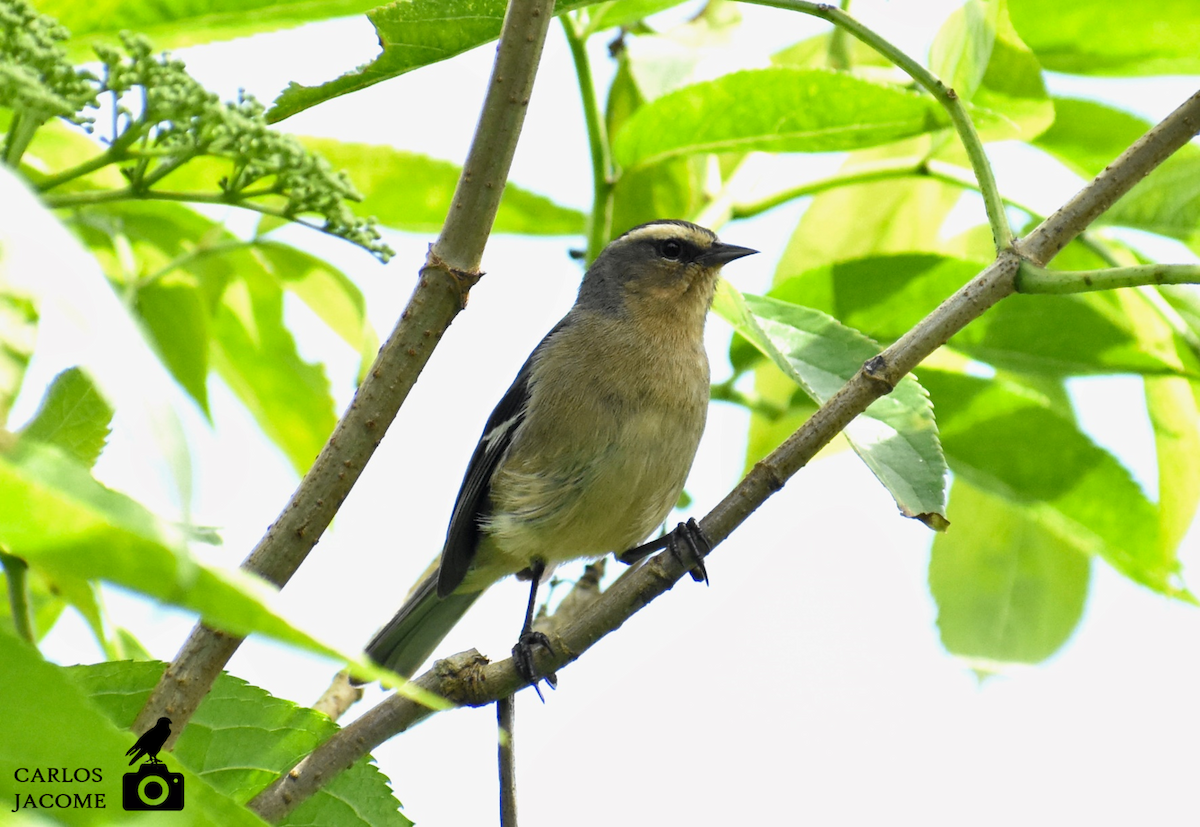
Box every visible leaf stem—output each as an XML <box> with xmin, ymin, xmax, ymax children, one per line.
<box><xmin>563</xmin><ymin>14</ymin><xmax>614</xmax><ymax>263</ymax></box>
<box><xmin>1</xmin><ymin>551</ymin><xmax>34</xmax><ymax>643</ymax></box>
<box><xmin>1016</xmin><ymin>262</ymin><xmax>1200</xmax><ymax>294</ymax></box>
<box><xmin>744</xmin><ymin>0</ymin><xmax>1013</xmax><ymax>251</ymax></box>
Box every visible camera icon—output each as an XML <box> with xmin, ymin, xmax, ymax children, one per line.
<box><xmin>122</xmin><ymin>762</ymin><xmax>185</xmax><ymax>810</ymax></box>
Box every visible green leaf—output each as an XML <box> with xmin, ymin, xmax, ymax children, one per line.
<box><xmin>714</xmin><ymin>282</ymin><xmax>948</xmax><ymax>528</ymax></box>
<box><xmin>1008</xmin><ymin>0</ymin><xmax>1200</xmax><ymax>76</ymax></box>
<box><xmin>210</xmin><ymin>266</ymin><xmax>336</xmax><ymax>475</ymax></box>
<box><xmin>1034</xmin><ymin>98</ymin><xmax>1157</xmax><ymax>179</ymax></box>
<box><xmin>297</xmin><ymin>138</ymin><xmax>585</xmax><ymax>235</ymax></box>
<box><xmin>268</xmin><ymin>0</ymin><xmax>592</xmax><ymax>122</ymax></box>
<box><xmin>36</xmin><ymin>0</ymin><xmax>381</xmax><ymax>55</ymax></box>
<box><xmin>0</xmin><ymin>630</ymin><xmax>269</xmax><ymax>826</ymax></box>
<box><xmin>929</xmin><ymin>478</ymin><xmax>1090</xmax><ymax>670</ymax></box>
<box><xmin>921</xmin><ymin>368</ymin><xmax>1185</xmax><ymax>597</ymax></box>
<box><xmin>0</xmin><ymin>289</ymin><xmax>37</xmax><ymax>428</ymax></box>
<box><xmin>733</xmin><ymin>153</ymin><xmax>961</xmax><ymax>470</ymax></box>
<box><xmin>0</xmin><ymin>441</ymin><xmax>346</xmax><ymax>656</ymax></box>
<box><xmin>1146</xmin><ymin>376</ymin><xmax>1200</xmax><ymax>560</ymax></box>
<box><xmin>70</xmin><ymin>661</ymin><xmax>412</xmax><ymax>827</ymax></box>
<box><xmin>611</xmin><ymin>68</ymin><xmax>949</xmax><ymax>169</ymax></box>
<box><xmin>18</xmin><ymin>367</ymin><xmax>113</xmax><ymax>467</ymax></box>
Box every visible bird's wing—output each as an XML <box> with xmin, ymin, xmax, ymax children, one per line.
<box><xmin>436</xmin><ymin>323</ymin><xmax>562</xmax><ymax>597</ymax></box>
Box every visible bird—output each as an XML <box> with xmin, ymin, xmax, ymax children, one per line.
<box><xmin>362</xmin><ymin>219</ymin><xmax>757</xmax><ymax>693</ymax></box>
<box><xmin>126</xmin><ymin>716</ymin><xmax>172</xmax><ymax>765</ymax></box>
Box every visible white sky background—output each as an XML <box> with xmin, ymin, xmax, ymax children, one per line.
<box><xmin>15</xmin><ymin>1</ymin><xmax>1200</xmax><ymax>824</ymax></box>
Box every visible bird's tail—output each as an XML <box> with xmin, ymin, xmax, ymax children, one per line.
<box><xmin>363</xmin><ymin>572</ymin><xmax>481</xmax><ymax>680</ymax></box>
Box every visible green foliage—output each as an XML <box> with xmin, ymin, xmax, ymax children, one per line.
<box><xmin>4</xmin><ymin>0</ymin><xmax>1200</xmax><ymax>818</ymax></box>
<box><xmin>18</xmin><ymin>367</ymin><xmax>113</xmax><ymax>466</ymax></box>
<box><xmin>612</xmin><ymin>67</ymin><xmax>949</xmax><ymax>168</ymax></box>
<box><xmin>70</xmin><ymin>660</ymin><xmax>411</xmax><ymax>826</ymax></box>
<box><xmin>714</xmin><ymin>282</ymin><xmax>948</xmax><ymax>528</ymax></box>
<box><xmin>0</xmin><ymin>629</ymin><xmax>271</xmax><ymax>826</ymax></box>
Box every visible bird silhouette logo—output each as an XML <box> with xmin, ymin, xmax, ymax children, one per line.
<box><xmin>125</xmin><ymin>716</ymin><xmax>171</xmax><ymax>765</ymax></box>
<box><xmin>122</xmin><ymin>717</ymin><xmax>185</xmax><ymax>810</ymax></box>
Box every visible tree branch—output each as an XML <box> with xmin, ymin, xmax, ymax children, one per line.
<box><xmin>132</xmin><ymin>0</ymin><xmax>557</xmax><ymax>746</ymax></box>
<box><xmin>245</xmin><ymin>83</ymin><xmax>1200</xmax><ymax>823</ymax></box>
<box><xmin>1017</xmin><ymin>262</ymin><xmax>1200</xmax><ymax>294</ymax></box>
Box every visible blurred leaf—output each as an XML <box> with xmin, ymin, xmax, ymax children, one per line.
<box><xmin>773</xmin><ymin>144</ymin><xmax>964</xmax><ymax>276</ymax></box>
<box><xmin>771</xmin><ymin>254</ymin><xmax>983</xmax><ymax>343</ymax></box>
<box><xmin>929</xmin><ymin>478</ymin><xmax>1090</xmax><ymax>669</ymax></box>
<box><xmin>71</xmin><ymin>661</ymin><xmax>412</xmax><ymax>827</ymax></box>
<box><xmin>1008</xmin><ymin>0</ymin><xmax>1200</xmax><ymax>76</ymax></box>
<box><xmin>0</xmin><ymin>290</ymin><xmax>37</xmax><ymax>428</ymax></box>
<box><xmin>0</xmin><ymin>441</ymin><xmax>346</xmax><ymax>655</ymax></box>
<box><xmin>1034</xmin><ymin>98</ymin><xmax>1159</xmax><ymax>179</ymax></box>
<box><xmin>606</xmin><ymin>50</ymin><xmax>646</xmax><ymax>156</ymax></box>
<box><xmin>211</xmin><ymin>267</ymin><xmax>336</xmax><ymax>475</ymax></box>
<box><xmin>19</xmin><ymin>367</ymin><xmax>113</xmax><ymax>467</ymax></box>
<box><xmin>1146</xmin><ymin>376</ymin><xmax>1200</xmax><ymax>559</ymax></box>
<box><xmin>929</xmin><ymin>0</ymin><xmax>1000</xmax><ymax>102</ymax></box>
<box><xmin>612</xmin><ymin>68</ymin><xmax>949</xmax><ymax>169</ymax></box>
<box><xmin>583</xmin><ymin>0</ymin><xmax>686</xmax><ymax>36</ymax></box>
<box><xmin>255</xmin><ymin>241</ymin><xmax>379</xmax><ymax>380</ymax></box>
<box><xmin>0</xmin><ymin>565</ymin><xmax>65</xmax><ymax>643</ymax></box>
<box><xmin>772</xmin><ymin>30</ymin><xmax>894</xmax><ymax>72</ymax></box>
<box><xmin>610</xmin><ymin>156</ymin><xmax>705</xmax><ymax>237</ymax></box>
<box><xmin>297</xmin><ymin>138</ymin><xmax>585</xmax><ymax>235</ymax></box>
<box><xmin>0</xmin><ymin>632</ymin><xmax>268</xmax><ymax>827</ymax></box>
<box><xmin>922</xmin><ymin>368</ymin><xmax>1185</xmax><ymax>597</ymax></box>
<box><xmin>135</xmin><ymin>276</ymin><xmax>212</xmax><ymax>416</ymax></box>
<box><xmin>622</xmin><ymin>0</ymin><xmax>743</xmax><ymax>101</ymax></box>
<box><xmin>268</xmin><ymin>0</ymin><xmax>593</xmax><ymax>122</ymax></box>
<box><xmin>37</xmin><ymin>0</ymin><xmax>380</xmax><ymax>55</ymax></box>
<box><xmin>714</xmin><ymin>282</ymin><xmax>948</xmax><ymax>528</ymax></box>
<box><xmin>968</xmin><ymin>0</ymin><xmax>1052</xmax><ymax>140</ymax></box>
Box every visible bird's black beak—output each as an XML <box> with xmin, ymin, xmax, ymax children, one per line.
<box><xmin>700</xmin><ymin>242</ymin><xmax>758</xmax><ymax>267</ymax></box>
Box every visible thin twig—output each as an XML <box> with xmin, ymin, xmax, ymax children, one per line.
<box><xmin>1017</xmin><ymin>262</ymin><xmax>1200</xmax><ymax>294</ymax></box>
<box><xmin>747</xmin><ymin>0</ymin><xmax>1013</xmax><ymax>250</ymax></box>
<box><xmin>498</xmin><ymin>696</ymin><xmax>518</xmax><ymax>827</ymax></box>
<box><xmin>132</xmin><ymin>0</ymin><xmax>558</xmax><ymax>747</ymax></box>
<box><xmin>562</xmin><ymin>14</ymin><xmax>614</xmax><ymax>263</ymax></box>
<box><xmin>245</xmin><ymin>84</ymin><xmax>1200</xmax><ymax>824</ymax></box>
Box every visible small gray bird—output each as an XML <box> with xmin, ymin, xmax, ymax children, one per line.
<box><xmin>363</xmin><ymin>220</ymin><xmax>756</xmax><ymax>689</ymax></box>
<box><xmin>126</xmin><ymin>716</ymin><xmax>172</xmax><ymax>765</ymax></box>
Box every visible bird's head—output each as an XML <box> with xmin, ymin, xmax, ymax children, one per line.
<box><xmin>576</xmin><ymin>220</ymin><xmax>757</xmax><ymax>324</ymax></box>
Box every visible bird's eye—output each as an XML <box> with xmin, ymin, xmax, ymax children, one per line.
<box><xmin>659</xmin><ymin>239</ymin><xmax>684</xmax><ymax>260</ymax></box>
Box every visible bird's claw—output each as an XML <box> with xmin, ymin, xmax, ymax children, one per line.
<box><xmin>512</xmin><ymin>631</ymin><xmax>558</xmax><ymax>703</ymax></box>
<box><xmin>668</xmin><ymin>518</ymin><xmax>710</xmax><ymax>584</ymax></box>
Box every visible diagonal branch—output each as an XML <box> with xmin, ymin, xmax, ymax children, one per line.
<box><xmin>131</xmin><ymin>0</ymin><xmax>558</xmax><ymax>745</ymax></box>
<box><xmin>245</xmin><ymin>84</ymin><xmax>1200</xmax><ymax>826</ymax></box>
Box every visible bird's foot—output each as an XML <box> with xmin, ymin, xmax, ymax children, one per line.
<box><xmin>619</xmin><ymin>518</ymin><xmax>710</xmax><ymax>584</ymax></box>
<box><xmin>512</xmin><ymin>630</ymin><xmax>558</xmax><ymax>703</ymax></box>
<box><xmin>667</xmin><ymin>518</ymin><xmax>710</xmax><ymax>584</ymax></box>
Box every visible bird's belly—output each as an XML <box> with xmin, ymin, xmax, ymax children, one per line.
<box><xmin>473</xmin><ymin>402</ymin><xmax>704</xmax><ymax>586</ymax></box>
